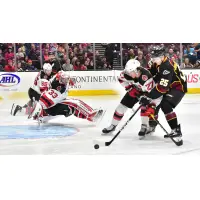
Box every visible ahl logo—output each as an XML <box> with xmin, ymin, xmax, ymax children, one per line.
<box><xmin>0</xmin><ymin>73</ymin><xmax>20</xmax><ymax>87</ymax></box>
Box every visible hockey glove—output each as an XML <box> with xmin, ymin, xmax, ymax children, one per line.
<box><xmin>145</xmin><ymin>104</ymin><xmax>156</xmax><ymax>116</ymax></box>
<box><xmin>139</xmin><ymin>95</ymin><xmax>152</xmax><ymax>106</ymax></box>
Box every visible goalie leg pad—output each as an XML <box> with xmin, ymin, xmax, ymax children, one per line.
<box><xmin>60</xmin><ymin>99</ymin><xmax>95</xmax><ymax>120</ymax></box>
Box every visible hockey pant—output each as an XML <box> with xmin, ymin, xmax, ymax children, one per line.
<box><xmin>149</xmin><ymin>88</ymin><xmax>185</xmax><ymax>129</ymax></box>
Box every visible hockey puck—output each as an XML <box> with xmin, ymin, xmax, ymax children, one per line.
<box><xmin>94</xmin><ymin>144</ymin><xmax>99</xmax><ymax>149</ymax></box>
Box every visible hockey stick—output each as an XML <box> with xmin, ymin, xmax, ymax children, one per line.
<box><xmin>149</xmin><ymin>114</ymin><xmax>183</xmax><ymax>146</ymax></box>
<box><xmin>94</xmin><ymin>105</ymin><xmax>142</xmax><ymax>149</ymax></box>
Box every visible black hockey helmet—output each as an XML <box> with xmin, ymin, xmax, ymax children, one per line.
<box><xmin>150</xmin><ymin>46</ymin><xmax>165</xmax><ymax>58</ymax></box>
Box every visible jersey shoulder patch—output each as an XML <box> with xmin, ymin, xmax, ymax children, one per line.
<box><xmin>142</xmin><ymin>75</ymin><xmax>148</xmax><ymax>81</ymax></box>
<box><xmin>163</xmin><ymin>70</ymin><xmax>170</xmax><ymax>75</ymax></box>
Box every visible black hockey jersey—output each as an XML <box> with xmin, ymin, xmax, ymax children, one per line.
<box><xmin>148</xmin><ymin>57</ymin><xmax>187</xmax><ymax>99</ymax></box>
<box><xmin>50</xmin><ymin>74</ymin><xmax>67</xmax><ymax>94</ymax></box>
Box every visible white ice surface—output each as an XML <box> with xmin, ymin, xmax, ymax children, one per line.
<box><xmin>0</xmin><ymin>94</ymin><xmax>200</xmax><ymax>155</ymax></box>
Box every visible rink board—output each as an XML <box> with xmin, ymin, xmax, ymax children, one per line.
<box><xmin>0</xmin><ymin>69</ymin><xmax>200</xmax><ymax>100</ymax></box>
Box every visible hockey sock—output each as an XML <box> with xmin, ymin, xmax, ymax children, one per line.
<box><xmin>111</xmin><ymin>103</ymin><xmax>128</xmax><ymax>126</ymax></box>
<box><xmin>165</xmin><ymin>112</ymin><xmax>178</xmax><ymax>130</ymax></box>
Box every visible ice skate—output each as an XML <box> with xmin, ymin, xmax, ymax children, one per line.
<box><xmin>88</xmin><ymin>108</ymin><xmax>105</xmax><ymax>123</ymax></box>
<box><xmin>164</xmin><ymin>124</ymin><xmax>182</xmax><ymax>137</ymax></box>
<box><xmin>102</xmin><ymin>124</ymin><xmax>116</xmax><ymax>134</ymax></box>
<box><xmin>146</xmin><ymin>125</ymin><xmax>156</xmax><ymax>135</ymax></box>
<box><xmin>138</xmin><ymin>124</ymin><xmax>148</xmax><ymax>139</ymax></box>
<box><xmin>11</xmin><ymin>104</ymin><xmax>22</xmax><ymax>116</ymax></box>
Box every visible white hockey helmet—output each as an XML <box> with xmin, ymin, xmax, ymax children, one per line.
<box><xmin>43</xmin><ymin>63</ymin><xmax>52</xmax><ymax>75</ymax></box>
<box><xmin>124</xmin><ymin>59</ymin><xmax>141</xmax><ymax>74</ymax></box>
<box><xmin>58</xmin><ymin>70</ymin><xmax>70</xmax><ymax>85</ymax></box>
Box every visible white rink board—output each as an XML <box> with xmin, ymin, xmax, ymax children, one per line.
<box><xmin>0</xmin><ymin>70</ymin><xmax>200</xmax><ymax>98</ymax></box>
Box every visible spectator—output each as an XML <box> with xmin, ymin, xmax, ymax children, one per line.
<box><xmin>69</xmin><ymin>52</ymin><xmax>74</xmax><ymax>60</ymax></box>
<box><xmin>184</xmin><ymin>45</ymin><xmax>197</xmax><ymax>65</ymax></box>
<box><xmin>102</xmin><ymin>57</ymin><xmax>111</xmax><ymax>70</ymax></box>
<box><xmin>4</xmin><ymin>59</ymin><xmax>15</xmax><ymax>72</ymax></box>
<box><xmin>105</xmin><ymin>43</ymin><xmax>114</xmax><ymax>68</ymax></box>
<box><xmin>62</xmin><ymin>59</ymin><xmax>74</xmax><ymax>71</ymax></box>
<box><xmin>73</xmin><ymin>60</ymin><xmax>87</xmax><ymax>70</ymax></box>
<box><xmin>95</xmin><ymin>51</ymin><xmax>103</xmax><ymax>69</ymax></box>
<box><xmin>181</xmin><ymin>58</ymin><xmax>193</xmax><ymax>69</ymax></box>
<box><xmin>136</xmin><ymin>51</ymin><xmax>147</xmax><ymax>68</ymax></box>
<box><xmin>24</xmin><ymin>60</ymin><xmax>36</xmax><ymax>71</ymax></box>
<box><xmin>168</xmin><ymin>48</ymin><xmax>178</xmax><ymax>63</ymax></box>
<box><xmin>194</xmin><ymin>43</ymin><xmax>200</xmax><ymax>60</ymax></box>
<box><xmin>5</xmin><ymin>46</ymin><xmax>14</xmax><ymax>62</ymax></box>
<box><xmin>43</xmin><ymin>49</ymin><xmax>49</xmax><ymax>61</ymax></box>
<box><xmin>20</xmin><ymin>43</ymin><xmax>26</xmax><ymax>55</ymax></box>
<box><xmin>193</xmin><ymin>60</ymin><xmax>200</xmax><ymax>69</ymax></box>
<box><xmin>87</xmin><ymin>60</ymin><xmax>94</xmax><ymax>70</ymax></box>
<box><xmin>80</xmin><ymin>63</ymin><xmax>87</xmax><ymax>70</ymax></box>
<box><xmin>84</xmin><ymin>60</ymin><xmax>89</xmax><ymax>69</ymax></box>
<box><xmin>0</xmin><ymin>64</ymin><xmax>3</xmax><ymax>71</ymax></box>
<box><xmin>16</xmin><ymin>48</ymin><xmax>25</xmax><ymax>62</ymax></box>
<box><xmin>57</xmin><ymin>45</ymin><xmax>65</xmax><ymax>59</ymax></box>
<box><xmin>0</xmin><ymin>49</ymin><xmax>5</xmax><ymax>68</ymax></box>
<box><xmin>73</xmin><ymin>60</ymin><xmax>81</xmax><ymax>70</ymax></box>
<box><xmin>71</xmin><ymin>57</ymin><xmax>78</xmax><ymax>66</ymax></box>
<box><xmin>28</xmin><ymin>43</ymin><xmax>40</xmax><ymax>69</ymax></box>
<box><xmin>16</xmin><ymin>62</ymin><xmax>24</xmax><ymax>72</ymax></box>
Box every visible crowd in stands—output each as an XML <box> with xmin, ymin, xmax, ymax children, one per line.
<box><xmin>0</xmin><ymin>43</ymin><xmax>200</xmax><ymax>72</ymax></box>
<box><xmin>122</xmin><ymin>43</ymin><xmax>200</xmax><ymax>69</ymax></box>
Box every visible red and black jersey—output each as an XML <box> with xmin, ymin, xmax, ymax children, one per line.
<box><xmin>50</xmin><ymin>75</ymin><xmax>67</xmax><ymax>94</ymax></box>
<box><xmin>119</xmin><ymin>67</ymin><xmax>154</xmax><ymax>92</ymax></box>
<box><xmin>33</xmin><ymin>70</ymin><xmax>54</xmax><ymax>87</ymax></box>
<box><xmin>148</xmin><ymin>57</ymin><xmax>187</xmax><ymax>99</ymax></box>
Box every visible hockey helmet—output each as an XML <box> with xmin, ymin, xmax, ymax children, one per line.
<box><xmin>150</xmin><ymin>45</ymin><xmax>165</xmax><ymax>58</ymax></box>
<box><xmin>43</xmin><ymin>63</ymin><xmax>52</xmax><ymax>75</ymax></box>
<box><xmin>124</xmin><ymin>59</ymin><xmax>141</xmax><ymax>74</ymax></box>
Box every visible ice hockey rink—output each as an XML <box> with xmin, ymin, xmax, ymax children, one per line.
<box><xmin>0</xmin><ymin>94</ymin><xmax>200</xmax><ymax>155</ymax></box>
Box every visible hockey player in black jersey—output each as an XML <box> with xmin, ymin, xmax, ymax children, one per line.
<box><xmin>11</xmin><ymin>63</ymin><xmax>54</xmax><ymax>116</ymax></box>
<box><xmin>139</xmin><ymin>46</ymin><xmax>187</xmax><ymax>145</ymax></box>
<box><xmin>102</xmin><ymin>59</ymin><xmax>156</xmax><ymax>138</ymax></box>
<box><xmin>44</xmin><ymin>51</ymin><xmax>64</xmax><ymax>74</ymax></box>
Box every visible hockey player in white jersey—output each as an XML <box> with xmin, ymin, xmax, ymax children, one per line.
<box><xmin>29</xmin><ymin>70</ymin><xmax>104</xmax><ymax>123</ymax></box>
<box><xmin>102</xmin><ymin>59</ymin><xmax>159</xmax><ymax>138</ymax></box>
<box><xmin>11</xmin><ymin>63</ymin><xmax>54</xmax><ymax>116</ymax></box>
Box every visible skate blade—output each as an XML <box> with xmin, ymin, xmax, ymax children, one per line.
<box><xmin>139</xmin><ymin>135</ymin><xmax>146</xmax><ymax>140</ymax></box>
<box><xmin>10</xmin><ymin>103</ymin><xmax>15</xmax><ymax>115</ymax></box>
<box><xmin>101</xmin><ymin>132</ymin><xmax>114</xmax><ymax>136</ymax></box>
<box><xmin>94</xmin><ymin>110</ymin><xmax>107</xmax><ymax>125</ymax></box>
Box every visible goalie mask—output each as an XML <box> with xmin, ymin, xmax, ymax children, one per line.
<box><xmin>57</xmin><ymin>71</ymin><xmax>70</xmax><ymax>85</ymax></box>
<box><xmin>124</xmin><ymin>59</ymin><xmax>141</xmax><ymax>78</ymax></box>
<box><xmin>43</xmin><ymin>63</ymin><xmax>52</xmax><ymax>76</ymax></box>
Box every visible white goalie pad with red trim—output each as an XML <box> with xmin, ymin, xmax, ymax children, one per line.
<box><xmin>60</xmin><ymin>98</ymin><xmax>94</xmax><ymax>117</ymax></box>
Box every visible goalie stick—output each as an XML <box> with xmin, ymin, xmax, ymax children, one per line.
<box><xmin>149</xmin><ymin>114</ymin><xmax>183</xmax><ymax>146</ymax></box>
<box><xmin>94</xmin><ymin>105</ymin><xmax>142</xmax><ymax>148</ymax></box>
